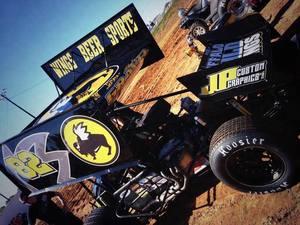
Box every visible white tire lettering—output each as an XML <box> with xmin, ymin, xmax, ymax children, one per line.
<box><xmin>232</xmin><ymin>142</ymin><xmax>238</xmax><ymax>148</ymax></box>
<box><xmin>280</xmin><ymin>182</ymin><xmax>288</xmax><ymax>188</ymax></box>
<box><xmin>246</xmin><ymin>137</ymin><xmax>250</xmax><ymax>144</ymax></box>
<box><xmin>226</xmin><ymin>145</ymin><xmax>232</xmax><ymax>151</ymax></box>
<box><xmin>219</xmin><ymin>137</ymin><xmax>265</xmax><ymax>157</ymax></box>
<box><xmin>259</xmin><ymin>138</ymin><xmax>264</xmax><ymax>144</ymax></box>
<box><xmin>218</xmin><ymin>146</ymin><xmax>229</xmax><ymax>157</ymax></box>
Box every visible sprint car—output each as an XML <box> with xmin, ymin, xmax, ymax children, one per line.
<box><xmin>1</xmin><ymin>4</ymin><xmax>299</xmax><ymax>225</ymax></box>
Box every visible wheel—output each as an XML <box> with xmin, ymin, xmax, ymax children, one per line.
<box><xmin>83</xmin><ymin>207</ymin><xmax>140</xmax><ymax>225</ymax></box>
<box><xmin>209</xmin><ymin>116</ymin><xmax>295</xmax><ymax>194</ymax></box>
<box><xmin>189</xmin><ymin>21</ymin><xmax>208</xmax><ymax>39</ymax></box>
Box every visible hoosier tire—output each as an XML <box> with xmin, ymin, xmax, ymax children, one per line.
<box><xmin>209</xmin><ymin>116</ymin><xmax>295</xmax><ymax>194</ymax></box>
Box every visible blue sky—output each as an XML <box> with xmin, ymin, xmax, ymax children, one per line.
<box><xmin>0</xmin><ymin>0</ymin><xmax>170</xmax><ymax>207</ymax></box>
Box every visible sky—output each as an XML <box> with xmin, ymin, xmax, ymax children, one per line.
<box><xmin>0</xmin><ymin>0</ymin><xmax>170</xmax><ymax>208</ymax></box>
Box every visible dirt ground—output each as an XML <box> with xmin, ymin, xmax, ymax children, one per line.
<box><xmin>56</xmin><ymin>0</ymin><xmax>300</xmax><ymax>225</ymax></box>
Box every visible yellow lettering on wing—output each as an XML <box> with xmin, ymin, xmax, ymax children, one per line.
<box><xmin>106</xmin><ymin>49</ymin><xmax>148</xmax><ymax>105</ymax></box>
<box><xmin>122</xmin><ymin>11</ymin><xmax>138</xmax><ymax>34</ymax></box>
<box><xmin>105</xmin><ymin>11</ymin><xmax>139</xmax><ymax>46</ymax></box>
<box><xmin>105</xmin><ymin>24</ymin><xmax>119</xmax><ymax>46</ymax></box>
<box><xmin>66</xmin><ymin>67</ymin><xmax>117</xmax><ymax>104</ymax></box>
<box><xmin>77</xmin><ymin>35</ymin><xmax>104</xmax><ymax>63</ymax></box>
<box><xmin>201</xmin><ymin>67</ymin><xmax>237</xmax><ymax>95</ymax></box>
<box><xmin>50</xmin><ymin>52</ymin><xmax>78</xmax><ymax>79</ymax></box>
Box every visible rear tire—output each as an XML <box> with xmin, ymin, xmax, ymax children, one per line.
<box><xmin>209</xmin><ymin>116</ymin><xmax>295</xmax><ymax>194</ymax></box>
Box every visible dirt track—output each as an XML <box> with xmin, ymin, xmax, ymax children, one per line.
<box><xmin>56</xmin><ymin>0</ymin><xmax>300</xmax><ymax>225</ymax></box>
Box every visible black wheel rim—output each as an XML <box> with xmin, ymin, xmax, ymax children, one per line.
<box><xmin>225</xmin><ymin>147</ymin><xmax>285</xmax><ymax>186</ymax></box>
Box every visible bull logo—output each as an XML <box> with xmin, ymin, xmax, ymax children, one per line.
<box><xmin>73</xmin><ymin>122</ymin><xmax>112</xmax><ymax>159</ymax></box>
<box><xmin>61</xmin><ymin>116</ymin><xmax>120</xmax><ymax>166</ymax></box>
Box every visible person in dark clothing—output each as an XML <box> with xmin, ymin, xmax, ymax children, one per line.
<box><xmin>20</xmin><ymin>191</ymin><xmax>82</xmax><ymax>225</ymax></box>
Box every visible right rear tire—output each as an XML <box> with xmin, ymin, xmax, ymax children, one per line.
<box><xmin>209</xmin><ymin>116</ymin><xmax>295</xmax><ymax>194</ymax></box>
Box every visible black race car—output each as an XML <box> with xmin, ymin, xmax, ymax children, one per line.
<box><xmin>1</xmin><ymin>4</ymin><xmax>298</xmax><ymax>225</ymax></box>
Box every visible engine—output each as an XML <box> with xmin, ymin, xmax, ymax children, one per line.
<box><xmin>115</xmin><ymin>168</ymin><xmax>186</xmax><ymax>217</ymax></box>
